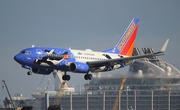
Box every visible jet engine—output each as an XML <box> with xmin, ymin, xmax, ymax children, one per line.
<box><xmin>32</xmin><ymin>68</ymin><xmax>53</xmax><ymax>75</ymax></box>
<box><xmin>69</xmin><ymin>62</ymin><xmax>89</xmax><ymax>73</ymax></box>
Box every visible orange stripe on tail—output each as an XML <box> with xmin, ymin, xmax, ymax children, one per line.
<box><xmin>102</xmin><ymin>18</ymin><xmax>140</xmax><ymax>55</ymax></box>
<box><xmin>120</xmin><ymin>25</ymin><xmax>139</xmax><ymax>56</ymax></box>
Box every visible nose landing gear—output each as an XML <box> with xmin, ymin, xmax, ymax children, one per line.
<box><xmin>27</xmin><ymin>71</ymin><xmax>32</xmax><ymax>75</ymax></box>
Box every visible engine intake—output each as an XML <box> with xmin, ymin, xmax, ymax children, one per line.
<box><xmin>69</xmin><ymin>62</ymin><xmax>89</xmax><ymax>73</ymax></box>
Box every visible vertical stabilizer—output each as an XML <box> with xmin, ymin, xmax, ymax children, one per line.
<box><xmin>103</xmin><ymin>18</ymin><xmax>139</xmax><ymax>56</ymax></box>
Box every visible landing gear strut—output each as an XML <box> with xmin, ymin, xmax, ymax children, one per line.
<box><xmin>84</xmin><ymin>74</ymin><xmax>92</xmax><ymax>80</ymax></box>
<box><xmin>27</xmin><ymin>71</ymin><xmax>32</xmax><ymax>75</ymax></box>
<box><xmin>62</xmin><ymin>71</ymin><xmax>70</xmax><ymax>81</ymax></box>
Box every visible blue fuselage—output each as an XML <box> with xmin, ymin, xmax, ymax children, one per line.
<box><xmin>14</xmin><ymin>47</ymin><xmax>76</xmax><ymax>71</ymax></box>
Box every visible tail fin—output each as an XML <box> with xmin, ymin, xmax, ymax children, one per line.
<box><xmin>103</xmin><ymin>18</ymin><xmax>140</xmax><ymax>56</ymax></box>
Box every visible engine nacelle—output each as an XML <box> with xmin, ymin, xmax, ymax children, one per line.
<box><xmin>32</xmin><ymin>68</ymin><xmax>53</xmax><ymax>75</ymax></box>
<box><xmin>69</xmin><ymin>62</ymin><xmax>89</xmax><ymax>73</ymax></box>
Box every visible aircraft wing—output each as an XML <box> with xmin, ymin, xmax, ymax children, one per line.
<box><xmin>87</xmin><ymin>52</ymin><xmax>164</xmax><ymax>67</ymax></box>
<box><xmin>87</xmin><ymin>39</ymin><xmax>169</xmax><ymax>67</ymax></box>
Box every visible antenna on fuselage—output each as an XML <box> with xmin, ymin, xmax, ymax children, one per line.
<box><xmin>32</xmin><ymin>45</ymin><xmax>35</xmax><ymax>47</ymax></box>
<box><xmin>69</xmin><ymin>47</ymin><xmax>71</xmax><ymax>50</ymax></box>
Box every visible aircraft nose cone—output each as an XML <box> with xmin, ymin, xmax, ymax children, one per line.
<box><xmin>14</xmin><ymin>54</ymin><xmax>22</xmax><ymax>64</ymax></box>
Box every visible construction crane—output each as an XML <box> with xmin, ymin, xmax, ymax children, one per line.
<box><xmin>48</xmin><ymin>81</ymin><xmax>66</xmax><ymax>110</ymax></box>
<box><xmin>112</xmin><ymin>78</ymin><xmax>126</xmax><ymax>110</ymax></box>
<box><xmin>2</xmin><ymin>80</ymin><xmax>16</xmax><ymax>109</ymax></box>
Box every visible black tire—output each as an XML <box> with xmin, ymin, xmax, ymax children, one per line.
<box><xmin>88</xmin><ymin>74</ymin><xmax>92</xmax><ymax>80</ymax></box>
<box><xmin>62</xmin><ymin>75</ymin><xmax>66</xmax><ymax>80</ymax></box>
<box><xmin>84</xmin><ymin>74</ymin><xmax>88</xmax><ymax>80</ymax></box>
<box><xmin>62</xmin><ymin>75</ymin><xmax>71</xmax><ymax>81</ymax></box>
<box><xmin>27</xmin><ymin>71</ymin><xmax>32</xmax><ymax>75</ymax></box>
<box><xmin>66</xmin><ymin>75</ymin><xmax>70</xmax><ymax>81</ymax></box>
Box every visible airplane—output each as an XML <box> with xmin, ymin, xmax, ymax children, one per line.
<box><xmin>14</xmin><ymin>18</ymin><xmax>169</xmax><ymax>81</ymax></box>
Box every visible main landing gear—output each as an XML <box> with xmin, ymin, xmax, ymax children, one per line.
<box><xmin>62</xmin><ymin>71</ymin><xmax>70</xmax><ymax>81</ymax></box>
<box><xmin>84</xmin><ymin>74</ymin><xmax>92</xmax><ymax>80</ymax></box>
<box><xmin>62</xmin><ymin>72</ymin><xmax>93</xmax><ymax>81</ymax></box>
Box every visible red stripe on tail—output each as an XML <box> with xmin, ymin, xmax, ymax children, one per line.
<box><xmin>120</xmin><ymin>25</ymin><xmax>139</xmax><ymax>56</ymax></box>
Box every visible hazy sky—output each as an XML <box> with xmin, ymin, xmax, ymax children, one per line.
<box><xmin>0</xmin><ymin>1</ymin><xmax>180</xmax><ymax>101</ymax></box>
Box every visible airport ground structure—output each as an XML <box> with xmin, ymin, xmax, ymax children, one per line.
<box><xmin>31</xmin><ymin>76</ymin><xmax>180</xmax><ymax>110</ymax></box>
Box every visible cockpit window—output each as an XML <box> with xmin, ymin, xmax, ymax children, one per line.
<box><xmin>25</xmin><ymin>51</ymin><xmax>31</xmax><ymax>54</ymax></box>
<box><xmin>20</xmin><ymin>50</ymin><xmax>31</xmax><ymax>54</ymax></box>
<box><xmin>20</xmin><ymin>51</ymin><xmax>25</xmax><ymax>53</ymax></box>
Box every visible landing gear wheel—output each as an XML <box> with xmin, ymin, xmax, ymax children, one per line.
<box><xmin>84</xmin><ymin>74</ymin><xmax>88</xmax><ymax>80</ymax></box>
<box><xmin>62</xmin><ymin>75</ymin><xmax>66</xmax><ymax>80</ymax></box>
<box><xmin>27</xmin><ymin>71</ymin><xmax>32</xmax><ymax>75</ymax></box>
<box><xmin>87</xmin><ymin>74</ymin><xmax>92</xmax><ymax>80</ymax></box>
<box><xmin>66</xmin><ymin>75</ymin><xmax>70</xmax><ymax>81</ymax></box>
<box><xmin>84</xmin><ymin>74</ymin><xmax>92</xmax><ymax>80</ymax></box>
<box><xmin>62</xmin><ymin>75</ymin><xmax>71</xmax><ymax>81</ymax></box>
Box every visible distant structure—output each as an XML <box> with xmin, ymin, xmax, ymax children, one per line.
<box><xmin>129</xmin><ymin>47</ymin><xmax>180</xmax><ymax>75</ymax></box>
<box><xmin>31</xmin><ymin>71</ymin><xmax>74</xmax><ymax>98</ymax></box>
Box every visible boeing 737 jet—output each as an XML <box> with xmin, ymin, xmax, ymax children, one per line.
<box><xmin>14</xmin><ymin>18</ymin><xmax>169</xmax><ymax>81</ymax></box>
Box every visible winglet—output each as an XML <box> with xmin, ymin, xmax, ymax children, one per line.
<box><xmin>160</xmin><ymin>39</ymin><xmax>169</xmax><ymax>52</ymax></box>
